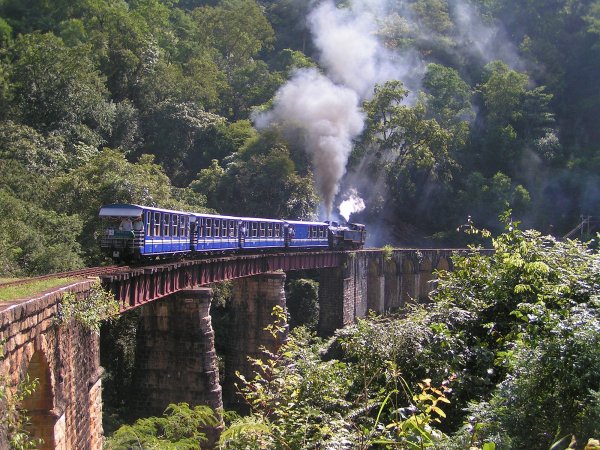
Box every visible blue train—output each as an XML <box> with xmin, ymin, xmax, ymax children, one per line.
<box><xmin>99</xmin><ymin>204</ymin><xmax>366</xmax><ymax>261</ymax></box>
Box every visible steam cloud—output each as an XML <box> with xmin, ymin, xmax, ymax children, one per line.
<box><xmin>308</xmin><ymin>1</ymin><xmax>405</xmax><ymax>100</ymax></box>
<box><xmin>254</xmin><ymin>0</ymin><xmax>417</xmax><ymax>218</ymax></box>
<box><xmin>339</xmin><ymin>188</ymin><xmax>366</xmax><ymax>221</ymax></box>
<box><xmin>253</xmin><ymin>69</ymin><xmax>364</xmax><ymax>215</ymax></box>
<box><xmin>254</xmin><ymin>0</ymin><xmax>519</xmax><ymax>223</ymax></box>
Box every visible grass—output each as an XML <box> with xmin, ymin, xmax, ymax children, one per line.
<box><xmin>0</xmin><ymin>278</ymin><xmax>78</xmax><ymax>303</ymax></box>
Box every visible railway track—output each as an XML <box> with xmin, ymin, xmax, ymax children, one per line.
<box><xmin>0</xmin><ymin>265</ymin><xmax>128</xmax><ymax>289</ymax></box>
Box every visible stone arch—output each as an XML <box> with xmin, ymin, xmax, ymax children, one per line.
<box><xmin>21</xmin><ymin>351</ymin><xmax>56</xmax><ymax>449</ymax></box>
<box><xmin>435</xmin><ymin>254</ymin><xmax>451</xmax><ymax>272</ymax></box>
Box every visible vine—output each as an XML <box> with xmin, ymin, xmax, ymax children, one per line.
<box><xmin>55</xmin><ymin>281</ymin><xmax>119</xmax><ymax>333</ymax></box>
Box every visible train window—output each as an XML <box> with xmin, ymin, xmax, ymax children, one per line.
<box><xmin>172</xmin><ymin>215</ymin><xmax>179</xmax><ymax>237</ymax></box>
<box><xmin>274</xmin><ymin>224</ymin><xmax>281</xmax><ymax>237</ymax></box>
<box><xmin>222</xmin><ymin>220</ymin><xmax>228</xmax><ymax>238</ymax></box>
<box><xmin>206</xmin><ymin>218</ymin><xmax>212</xmax><ymax>237</ymax></box>
<box><xmin>228</xmin><ymin>220</ymin><xmax>235</xmax><ymax>237</ymax></box>
<box><xmin>251</xmin><ymin>222</ymin><xmax>258</xmax><ymax>237</ymax></box>
<box><xmin>145</xmin><ymin>212</ymin><xmax>151</xmax><ymax>236</ymax></box>
<box><xmin>180</xmin><ymin>216</ymin><xmax>186</xmax><ymax>237</ymax></box>
<box><xmin>214</xmin><ymin>219</ymin><xmax>221</xmax><ymax>237</ymax></box>
<box><xmin>259</xmin><ymin>223</ymin><xmax>266</xmax><ymax>237</ymax></box>
<box><xmin>153</xmin><ymin>212</ymin><xmax>161</xmax><ymax>236</ymax></box>
<box><xmin>164</xmin><ymin>214</ymin><xmax>171</xmax><ymax>236</ymax></box>
<box><xmin>313</xmin><ymin>226</ymin><xmax>318</xmax><ymax>238</ymax></box>
<box><xmin>197</xmin><ymin>219</ymin><xmax>203</xmax><ymax>237</ymax></box>
<box><xmin>319</xmin><ymin>227</ymin><xmax>325</xmax><ymax>238</ymax></box>
<box><xmin>267</xmin><ymin>223</ymin><xmax>273</xmax><ymax>237</ymax></box>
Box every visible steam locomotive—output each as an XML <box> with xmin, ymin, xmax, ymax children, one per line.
<box><xmin>99</xmin><ymin>204</ymin><xmax>366</xmax><ymax>261</ymax></box>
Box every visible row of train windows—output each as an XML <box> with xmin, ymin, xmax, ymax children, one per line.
<box><xmin>198</xmin><ymin>219</ymin><xmax>239</xmax><ymax>238</ymax></box>
<box><xmin>197</xmin><ymin>220</ymin><xmax>284</xmax><ymax>238</ymax></box>
<box><xmin>308</xmin><ymin>226</ymin><xmax>327</xmax><ymax>239</ymax></box>
<box><xmin>146</xmin><ymin>212</ymin><xmax>190</xmax><ymax>238</ymax></box>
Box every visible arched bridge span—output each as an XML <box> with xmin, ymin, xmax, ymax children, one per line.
<box><xmin>101</xmin><ymin>250</ymin><xmax>345</xmax><ymax>311</ymax></box>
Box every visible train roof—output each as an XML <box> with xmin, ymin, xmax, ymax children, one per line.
<box><xmin>285</xmin><ymin>219</ymin><xmax>329</xmax><ymax>226</ymax></box>
<box><xmin>99</xmin><ymin>204</ymin><xmax>193</xmax><ymax>217</ymax></box>
<box><xmin>99</xmin><ymin>204</ymin><xmax>329</xmax><ymax>226</ymax></box>
<box><xmin>191</xmin><ymin>212</ymin><xmax>284</xmax><ymax>223</ymax></box>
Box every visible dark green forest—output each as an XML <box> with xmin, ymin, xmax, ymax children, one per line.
<box><xmin>0</xmin><ymin>0</ymin><xmax>599</xmax><ymax>275</ymax></box>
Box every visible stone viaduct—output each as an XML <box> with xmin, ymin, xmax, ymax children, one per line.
<box><xmin>0</xmin><ymin>248</ymin><xmax>460</xmax><ymax>448</ymax></box>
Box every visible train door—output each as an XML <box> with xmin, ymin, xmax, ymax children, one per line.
<box><xmin>205</xmin><ymin>218</ymin><xmax>213</xmax><ymax>250</ymax></box>
<box><xmin>239</xmin><ymin>221</ymin><xmax>247</xmax><ymax>248</ymax></box>
<box><xmin>152</xmin><ymin>211</ymin><xmax>161</xmax><ymax>253</ymax></box>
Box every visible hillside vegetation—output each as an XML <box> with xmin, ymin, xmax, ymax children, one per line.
<box><xmin>0</xmin><ymin>0</ymin><xmax>599</xmax><ymax>275</ymax></box>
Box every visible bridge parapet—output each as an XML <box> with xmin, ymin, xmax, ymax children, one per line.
<box><xmin>101</xmin><ymin>251</ymin><xmax>343</xmax><ymax>311</ymax></box>
<box><xmin>0</xmin><ymin>281</ymin><xmax>103</xmax><ymax>449</ymax></box>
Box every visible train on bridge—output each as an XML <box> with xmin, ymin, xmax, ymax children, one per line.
<box><xmin>99</xmin><ymin>203</ymin><xmax>367</xmax><ymax>261</ymax></box>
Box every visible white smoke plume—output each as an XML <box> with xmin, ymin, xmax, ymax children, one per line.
<box><xmin>339</xmin><ymin>188</ymin><xmax>366</xmax><ymax>221</ymax></box>
<box><xmin>254</xmin><ymin>0</ymin><xmax>418</xmax><ymax>218</ymax></box>
<box><xmin>254</xmin><ymin>69</ymin><xmax>364</xmax><ymax>216</ymax></box>
<box><xmin>308</xmin><ymin>1</ymin><xmax>406</xmax><ymax>100</ymax></box>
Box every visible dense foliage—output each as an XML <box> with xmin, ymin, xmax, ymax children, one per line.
<box><xmin>104</xmin><ymin>403</ymin><xmax>219</xmax><ymax>449</ymax></box>
<box><xmin>228</xmin><ymin>220</ymin><xmax>599</xmax><ymax>448</ymax></box>
<box><xmin>106</xmin><ymin>220</ymin><xmax>599</xmax><ymax>448</ymax></box>
<box><xmin>0</xmin><ymin>0</ymin><xmax>598</xmax><ymax>274</ymax></box>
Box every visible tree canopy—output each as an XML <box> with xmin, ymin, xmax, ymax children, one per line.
<box><xmin>0</xmin><ymin>0</ymin><xmax>597</xmax><ymax>261</ymax></box>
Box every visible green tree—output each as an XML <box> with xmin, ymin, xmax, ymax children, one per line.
<box><xmin>422</xmin><ymin>63</ymin><xmax>473</xmax><ymax>129</ymax></box>
<box><xmin>470</xmin><ymin>61</ymin><xmax>556</xmax><ymax>181</ymax></box>
<box><xmin>0</xmin><ymin>188</ymin><xmax>83</xmax><ymax>276</ymax></box>
<box><xmin>200</xmin><ymin>139</ymin><xmax>319</xmax><ymax>219</ymax></box>
<box><xmin>411</xmin><ymin>0</ymin><xmax>454</xmax><ymax>34</ymax></box>
<box><xmin>50</xmin><ymin>148</ymin><xmax>205</xmax><ymax>263</ymax></box>
<box><xmin>359</xmin><ymin>80</ymin><xmax>456</xmax><ymax>235</ymax></box>
<box><xmin>80</xmin><ymin>0</ymin><xmax>159</xmax><ymax>101</ymax></box>
<box><xmin>225</xmin><ymin>60</ymin><xmax>284</xmax><ymax>119</ymax></box>
<box><xmin>190</xmin><ymin>159</ymin><xmax>226</xmax><ymax>211</ymax></box>
<box><xmin>456</xmin><ymin>172</ymin><xmax>531</xmax><ymax>231</ymax></box>
<box><xmin>4</xmin><ymin>32</ymin><xmax>113</xmax><ymax>161</ymax></box>
<box><xmin>139</xmin><ymin>101</ymin><xmax>228</xmax><ymax>185</ymax></box>
<box><xmin>191</xmin><ymin>0</ymin><xmax>275</xmax><ymax>73</ymax></box>
<box><xmin>0</xmin><ymin>121</ymin><xmax>68</xmax><ymax>175</ymax></box>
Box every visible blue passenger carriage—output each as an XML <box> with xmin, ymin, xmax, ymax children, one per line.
<box><xmin>192</xmin><ymin>213</ymin><xmax>242</xmax><ymax>252</ymax></box>
<box><xmin>99</xmin><ymin>204</ymin><xmax>193</xmax><ymax>260</ymax></box>
<box><xmin>99</xmin><ymin>203</ymin><xmax>367</xmax><ymax>261</ymax></box>
<box><xmin>284</xmin><ymin>220</ymin><xmax>329</xmax><ymax>248</ymax></box>
<box><xmin>240</xmin><ymin>217</ymin><xmax>286</xmax><ymax>249</ymax></box>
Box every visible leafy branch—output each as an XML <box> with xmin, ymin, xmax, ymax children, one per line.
<box><xmin>54</xmin><ymin>281</ymin><xmax>119</xmax><ymax>333</ymax></box>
